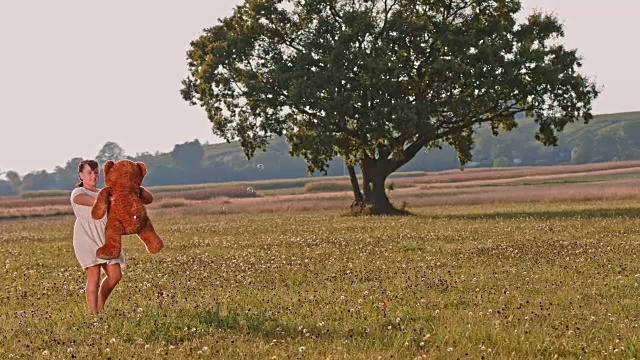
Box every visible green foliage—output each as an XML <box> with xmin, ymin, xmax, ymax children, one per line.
<box><xmin>171</xmin><ymin>139</ymin><xmax>205</xmax><ymax>170</ymax></box>
<box><xmin>182</xmin><ymin>0</ymin><xmax>599</xmax><ymax>178</ymax></box>
<box><xmin>493</xmin><ymin>157</ymin><xmax>510</xmax><ymax>168</ymax></box>
<box><xmin>20</xmin><ymin>190</ymin><xmax>70</xmax><ymax>198</ymax></box>
<box><xmin>0</xmin><ymin>180</ymin><xmax>16</xmax><ymax>196</ymax></box>
<box><xmin>304</xmin><ymin>181</ymin><xmax>352</xmax><ymax>193</ymax></box>
<box><xmin>5</xmin><ymin>171</ymin><xmax>22</xmax><ymax>193</ymax></box>
<box><xmin>95</xmin><ymin>141</ymin><xmax>126</xmax><ymax>164</ymax></box>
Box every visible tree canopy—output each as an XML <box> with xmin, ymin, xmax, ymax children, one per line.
<box><xmin>96</xmin><ymin>141</ymin><xmax>126</xmax><ymax>164</ymax></box>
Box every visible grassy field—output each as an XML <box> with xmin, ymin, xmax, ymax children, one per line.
<box><xmin>3</xmin><ymin>164</ymin><xmax>640</xmax><ymax>358</ymax></box>
<box><xmin>3</xmin><ymin>198</ymin><xmax>640</xmax><ymax>358</ymax></box>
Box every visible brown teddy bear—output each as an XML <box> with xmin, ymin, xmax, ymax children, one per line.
<box><xmin>91</xmin><ymin>159</ymin><xmax>164</xmax><ymax>260</ymax></box>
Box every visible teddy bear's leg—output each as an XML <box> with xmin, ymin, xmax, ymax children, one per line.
<box><xmin>96</xmin><ymin>219</ymin><xmax>124</xmax><ymax>260</ymax></box>
<box><xmin>137</xmin><ymin>220</ymin><xmax>164</xmax><ymax>254</ymax></box>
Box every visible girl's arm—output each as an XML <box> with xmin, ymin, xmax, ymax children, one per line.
<box><xmin>73</xmin><ymin>193</ymin><xmax>97</xmax><ymax>206</ymax></box>
<box><xmin>91</xmin><ymin>187</ymin><xmax>112</xmax><ymax>220</ymax></box>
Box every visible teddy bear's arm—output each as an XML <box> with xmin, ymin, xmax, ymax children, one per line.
<box><xmin>139</xmin><ymin>186</ymin><xmax>154</xmax><ymax>205</ymax></box>
<box><xmin>91</xmin><ymin>186</ymin><xmax>112</xmax><ymax>220</ymax></box>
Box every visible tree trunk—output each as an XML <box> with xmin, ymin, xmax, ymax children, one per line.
<box><xmin>350</xmin><ymin>158</ymin><xmax>406</xmax><ymax>216</ymax></box>
<box><xmin>347</xmin><ymin>164</ymin><xmax>363</xmax><ymax>203</ymax></box>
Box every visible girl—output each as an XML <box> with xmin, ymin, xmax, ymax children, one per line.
<box><xmin>70</xmin><ymin>159</ymin><xmax>125</xmax><ymax>314</ymax></box>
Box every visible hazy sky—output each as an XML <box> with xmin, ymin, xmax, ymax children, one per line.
<box><xmin>1</xmin><ymin>1</ymin><xmax>637</xmax><ymax>175</ymax></box>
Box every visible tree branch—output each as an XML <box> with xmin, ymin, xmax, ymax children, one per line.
<box><xmin>263</xmin><ymin>13</ymin><xmax>306</xmax><ymax>54</ymax></box>
<box><xmin>328</xmin><ymin>0</ymin><xmax>343</xmax><ymax>22</ymax></box>
<box><xmin>376</xmin><ymin>0</ymin><xmax>399</xmax><ymax>41</ymax></box>
<box><xmin>385</xmin><ymin>102</ymin><xmax>527</xmax><ymax>175</ymax></box>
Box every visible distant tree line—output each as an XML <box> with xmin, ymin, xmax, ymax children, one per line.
<box><xmin>2</xmin><ymin>114</ymin><xmax>640</xmax><ymax>196</ymax></box>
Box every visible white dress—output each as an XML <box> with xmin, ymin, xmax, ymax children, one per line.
<box><xmin>70</xmin><ymin>187</ymin><xmax>126</xmax><ymax>269</ymax></box>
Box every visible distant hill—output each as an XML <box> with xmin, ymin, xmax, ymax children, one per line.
<box><xmin>198</xmin><ymin>110</ymin><xmax>640</xmax><ymax>171</ymax></box>
<box><xmin>2</xmin><ymin>111</ymin><xmax>639</xmax><ymax>196</ymax></box>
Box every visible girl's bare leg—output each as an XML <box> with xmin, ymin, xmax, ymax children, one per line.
<box><xmin>97</xmin><ymin>263</ymin><xmax>122</xmax><ymax>312</ymax></box>
<box><xmin>84</xmin><ymin>265</ymin><xmax>101</xmax><ymax>315</ymax></box>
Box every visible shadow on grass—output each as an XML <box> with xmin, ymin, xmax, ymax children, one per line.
<box><xmin>111</xmin><ymin>305</ymin><xmax>299</xmax><ymax>346</ymax></box>
<box><xmin>111</xmin><ymin>305</ymin><xmax>423</xmax><ymax>348</ymax></box>
<box><xmin>422</xmin><ymin>206</ymin><xmax>640</xmax><ymax>221</ymax></box>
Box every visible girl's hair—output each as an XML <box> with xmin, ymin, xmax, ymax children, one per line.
<box><xmin>76</xmin><ymin>160</ymin><xmax>99</xmax><ymax>187</ymax></box>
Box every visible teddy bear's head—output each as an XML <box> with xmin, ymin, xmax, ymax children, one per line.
<box><xmin>103</xmin><ymin>159</ymin><xmax>148</xmax><ymax>189</ymax></box>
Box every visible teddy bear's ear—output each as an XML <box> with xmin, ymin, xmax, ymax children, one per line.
<box><xmin>136</xmin><ymin>162</ymin><xmax>147</xmax><ymax>178</ymax></box>
<box><xmin>103</xmin><ymin>160</ymin><xmax>115</xmax><ymax>176</ymax></box>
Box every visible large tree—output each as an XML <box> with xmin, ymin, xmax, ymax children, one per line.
<box><xmin>96</xmin><ymin>141</ymin><xmax>126</xmax><ymax>164</ymax></box>
<box><xmin>5</xmin><ymin>171</ymin><xmax>22</xmax><ymax>193</ymax></box>
<box><xmin>181</xmin><ymin>0</ymin><xmax>600</xmax><ymax>215</ymax></box>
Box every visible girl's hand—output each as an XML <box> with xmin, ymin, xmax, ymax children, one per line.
<box><xmin>91</xmin><ymin>187</ymin><xmax>112</xmax><ymax>220</ymax></box>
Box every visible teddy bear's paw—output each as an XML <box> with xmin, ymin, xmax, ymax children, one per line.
<box><xmin>96</xmin><ymin>246</ymin><xmax>120</xmax><ymax>260</ymax></box>
<box><xmin>145</xmin><ymin>241</ymin><xmax>164</xmax><ymax>254</ymax></box>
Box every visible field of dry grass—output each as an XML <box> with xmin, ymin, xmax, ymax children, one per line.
<box><xmin>2</xmin><ymin>162</ymin><xmax>639</xmax><ymax>219</ymax></box>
